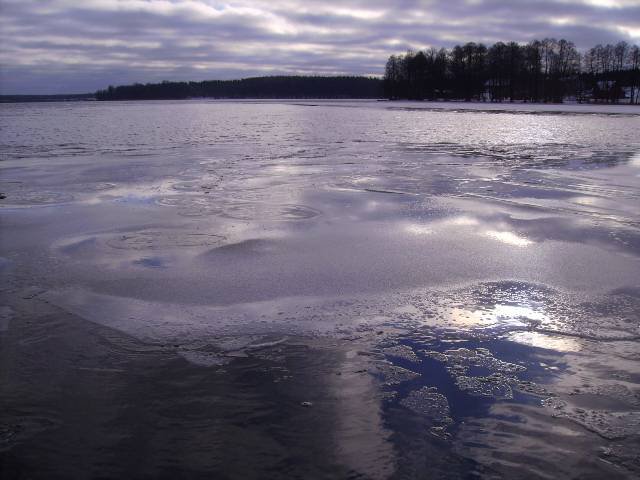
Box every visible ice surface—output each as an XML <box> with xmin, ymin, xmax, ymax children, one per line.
<box><xmin>1</xmin><ymin>100</ymin><xmax>639</xmax><ymax>479</ymax></box>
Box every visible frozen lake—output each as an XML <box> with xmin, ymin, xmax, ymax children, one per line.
<box><xmin>1</xmin><ymin>99</ymin><xmax>640</xmax><ymax>478</ymax></box>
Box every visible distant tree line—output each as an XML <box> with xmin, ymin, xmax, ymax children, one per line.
<box><xmin>384</xmin><ymin>39</ymin><xmax>640</xmax><ymax>103</ymax></box>
<box><xmin>96</xmin><ymin>76</ymin><xmax>383</xmax><ymax>100</ymax></box>
<box><xmin>0</xmin><ymin>93</ymin><xmax>94</xmax><ymax>103</ymax></box>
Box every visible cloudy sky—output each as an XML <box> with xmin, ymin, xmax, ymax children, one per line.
<box><xmin>1</xmin><ymin>0</ymin><xmax>639</xmax><ymax>94</ymax></box>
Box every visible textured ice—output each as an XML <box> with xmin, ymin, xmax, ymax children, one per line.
<box><xmin>599</xmin><ymin>443</ymin><xmax>640</xmax><ymax>476</ymax></box>
<box><xmin>542</xmin><ymin>397</ymin><xmax>640</xmax><ymax>440</ymax></box>
<box><xmin>105</xmin><ymin>230</ymin><xmax>226</xmax><ymax>250</ymax></box>
<box><xmin>156</xmin><ymin>195</ymin><xmax>223</xmax><ymax>216</ymax></box>
<box><xmin>424</xmin><ymin>347</ymin><xmax>525</xmax><ymax>375</ymax></box>
<box><xmin>381</xmin><ymin>344</ymin><xmax>420</xmax><ymax>363</ymax></box>
<box><xmin>219</xmin><ymin>202</ymin><xmax>321</xmax><ymax>221</ymax></box>
<box><xmin>454</xmin><ymin>375</ymin><xmax>514</xmax><ymax>400</ymax></box>
<box><xmin>370</xmin><ymin>361</ymin><xmax>420</xmax><ymax>386</ymax></box>
<box><xmin>400</xmin><ymin>387</ymin><xmax>453</xmax><ymax>426</ymax></box>
<box><xmin>0</xmin><ymin>189</ymin><xmax>74</xmax><ymax>206</ymax></box>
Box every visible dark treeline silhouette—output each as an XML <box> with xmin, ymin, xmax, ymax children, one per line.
<box><xmin>0</xmin><ymin>93</ymin><xmax>94</xmax><ymax>103</ymax></box>
<box><xmin>385</xmin><ymin>39</ymin><xmax>640</xmax><ymax>103</ymax></box>
<box><xmin>96</xmin><ymin>76</ymin><xmax>383</xmax><ymax>100</ymax></box>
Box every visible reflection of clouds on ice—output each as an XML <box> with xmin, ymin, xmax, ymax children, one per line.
<box><xmin>393</xmin><ymin>280</ymin><xmax>640</xmax><ymax>345</ymax></box>
<box><xmin>481</xmin><ymin>303</ymin><xmax>545</xmax><ymax>325</ymax></box>
<box><xmin>508</xmin><ymin>331</ymin><xmax>581</xmax><ymax>352</ymax></box>
<box><xmin>328</xmin><ymin>353</ymin><xmax>396</xmax><ymax>480</ymax></box>
<box><xmin>404</xmin><ymin>216</ymin><xmax>534</xmax><ymax>247</ymax></box>
<box><xmin>449</xmin><ymin>216</ymin><xmax>480</xmax><ymax>226</ymax></box>
<box><xmin>437</xmin><ymin>303</ymin><xmax>546</xmax><ymax>330</ymax></box>
<box><xmin>484</xmin><ymin>230</ymin><xmax>533</xmax><ymax>247</ymax></box>
<box><xmin>404</xmin><ymin>224</ymin><xmax>433</xmax><ymax>235</ymax></box>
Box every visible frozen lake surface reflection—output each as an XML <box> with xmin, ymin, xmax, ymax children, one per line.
<box><xmin>1</xmin><ymin>100</ymin><xmax>640</xmax><ymax>478</ymax></box>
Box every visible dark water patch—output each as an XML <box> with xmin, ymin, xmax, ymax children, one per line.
<box><xmin>0</xmin><ymin>257</ymin><xmax>12</xmax><ymax>272</ymax></box>
<box><xmin>0</xmin><ymin>298</ymin><xmax>391</xmax><ymax>478</ymax></box>
<box><xmin>376</xmin><ymin>331</ymin><xmax>571</xmax><ymax>434</ymax></box>
<box><xmin>132</xmin><ymin>256</ymin><xmax>167</xmax><ymax>269</ymax></box>
<box><xmin>400</xmin><ymin>354</ymin><xmax>495</xmax><ymax>422</ymax></box>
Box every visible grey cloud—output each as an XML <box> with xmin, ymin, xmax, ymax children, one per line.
<box><xmin>0</xmin><ymin>0</ymin><xmax>638</xmax><ymax>94</ymax></box>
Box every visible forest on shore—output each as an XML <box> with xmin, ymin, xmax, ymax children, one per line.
<box><xmin>95</xmin><ymin>76</ymin><xmax>382</xmax><ymax>100</ymax></box>
<box><xmin>384</xmin><ymin>39</ymin><xmax>640</xmax><ymax>103</ymax></box>
<box><xmin>92</xmin><ymin>38</ymin><xmax>640</xmax><ymax>103</ymax></box>
<box><xmin>0</xmin><ymin>93</ymin><xmax>94</xmax><ymax>103</ymax></box>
